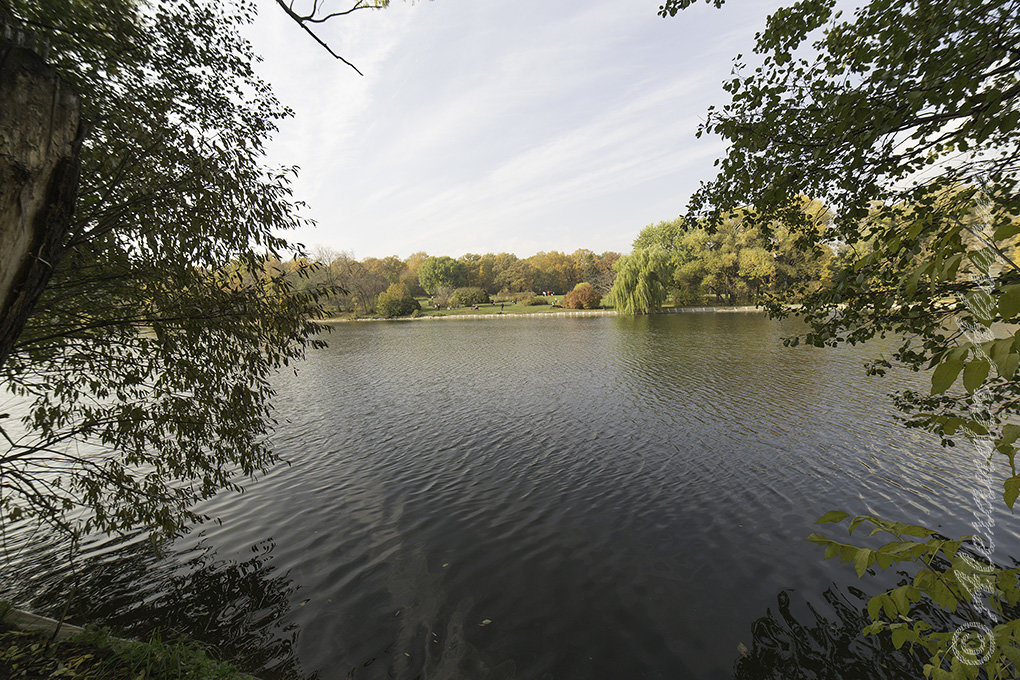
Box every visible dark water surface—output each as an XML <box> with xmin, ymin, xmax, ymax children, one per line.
<box><xmin>3</xmin><ymin>313</ymin><xmax>1017</xmax><ymax>679</ymax></box>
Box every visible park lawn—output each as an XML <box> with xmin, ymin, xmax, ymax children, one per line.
<box><xmin>413</xmin><ymin>297</ymin><xmax>577</xmax><ymax>317</ymax></box>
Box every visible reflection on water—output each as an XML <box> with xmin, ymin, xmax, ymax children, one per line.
<box><xmin>736</xmin><ymin>551</ymin><xmax>1020</xmax><ymax>680</ymax></box>
<box><xmin>0</xmin><ymin>530</ymin><xmax>312</xmax><ymax>679</ymax></box>
<box><xmin>733</xmin><ymin>586</ymin><xmax>928</xmax><ymax>679</ymax></box>
<box><xmin>2</xmin><ymin>313</ymin><xmax>1017</xmax><ymax>678</ymax></box>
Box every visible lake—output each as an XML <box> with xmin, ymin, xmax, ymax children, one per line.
<box><xmin>2</xmin><ymin>312</ymin><xmax>1016</xmax><ymax>679</ymax></box>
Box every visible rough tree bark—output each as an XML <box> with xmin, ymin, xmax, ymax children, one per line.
<box><xmin>0</xmin><ymin>37</ymin><xmax>83</xmax><ymax>370</ymax></box>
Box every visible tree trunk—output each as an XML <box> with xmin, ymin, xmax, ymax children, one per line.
<box><xmin>0</xmin><ymin>41</ymin><xmax>83</xmax><ymax>369</ymax></box>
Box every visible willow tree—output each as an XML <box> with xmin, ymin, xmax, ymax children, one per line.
<box><xmin>0</xmin><ymin>0</ymin><xmax>328</xmax><ymax>541</ymax></box>
<box><xmin>663</xmin><ymin>0</ymin><xmax>1020</xmax><ymax>674</ymax></box>
<box><xmin>606</xmin><ymin>248</ymin><xmax>672</xmax><ymax>314</ymax></box>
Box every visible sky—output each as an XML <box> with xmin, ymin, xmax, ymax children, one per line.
<box><xmin>247</xmin><ymin>0</ymin><xmax>784</xmax><ymax>259</ymax></box>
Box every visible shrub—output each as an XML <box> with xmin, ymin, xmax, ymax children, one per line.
<box><xmin>376</xmin><ymin>283</ymin><xmax>420</xmax><ymax>318</ymax></box>
<box><xmin>449</xmin><ymin>287</ymin><xmax>490</xmax><ymax>307</ymax></box>
<box><xmin>563</xmin><ymin>282</ymin><xmax>601</xmax><ymax>309</ymax></box>
<box><xmin>520</xmin><ymin>295</ymin><xmax>550</xmax><ymax>306</ymax></box>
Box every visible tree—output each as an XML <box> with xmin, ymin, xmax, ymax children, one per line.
<box><xmin>491</xmin><ymin>253</ymin><xmax>535</xmax><ymax>293</ymax></box>
<box><xmin>448</xmin><ymin>287</ymin><xmax>489</xmax><ymax>307</ymax></box>
<box><xmin>1</xmin><ymin>0</ymin><xmax>326</xmax><ymax>540</ymax></box>
<box><xmin>526</xmin><ymin>251</ymin><xmax>577</xmax><ymax>293</ymax></box>
<box><xmin>329</xmin><ymin>251</ymin><xmax>388</xmax><ymax>313</ymax></box>
<box><xmin>0</xmin><ymin>33</ymin><xmax>83</xmax><ymax>370</ymax></box>
<box><xmin>572</xmin><ymin>250</ymin><xmax>621</xmax><ymax>294</ymax></box>
<box><xmin>605</xmin><ymin>249</ymin><xmax>672</xmax><ymax>314</ymax></box>
<box><xmin>362</xmin><ymin>255</ymin><xmax>404</xmax><ymax>285</ymax></box>
<box><xmin>417</xmin><ymin>255</ymin><xmax>467</xmax><ymax>295</ymax></box>
<box><xmin>376</xmin><ymin>282</ymin><xmax>420</xmax><ymax>318</ymax></box>
<box><xmin>400</xmin><ymin>251</ymin><xmax>429</xmax><ymax>296</ymax></box>
<box><xmin>273</xmin><ymin>0</ymin><xmax>390</xmax><ymax>75</ymax></box>
<box><xmin>664</xmin><ymin>0</ymin><xmax>1020</xmax><ymax>673</ymax></box>
<box><xmin>459</xmin><ymin>253</ymin><xmax>497</xmax><ymax>292</ymax></box>
<box><xmin>563</xmin><ymin>282</ymin><xmax>601</xmax><ymax>309</ymax></box>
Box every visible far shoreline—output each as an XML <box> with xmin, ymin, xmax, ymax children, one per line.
<box><xmin>314</xmin><ymin>305</ymin><xmax>763</xmax><ymax>323</ymax></box>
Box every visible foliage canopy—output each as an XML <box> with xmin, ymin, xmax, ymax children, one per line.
<box><xmin>605</xmin><ymin>249</ymin><xmax>672</xmax><ymax>314</ymax></box>
<box><xmin>1</xmin><ymin>0</ymin><xmax>326</xmax><ymax>539</ymax></box>
<box><xmin>666</xmin><ymin>0</ymin><xmax>1020</xmax><ymax>673</ymax></box>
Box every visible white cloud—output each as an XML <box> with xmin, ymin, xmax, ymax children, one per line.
<box><xmin>247</xmin><ymin>0</ymin><xmax>781</xmax><ymax>258</ymax></box>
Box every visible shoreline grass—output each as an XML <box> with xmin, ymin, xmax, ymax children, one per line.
<box><xmin>314</xmin><ymin>302</ymin><xmax>763</xmax><ymax>323</ymax></box>
<box><xmin>0</xmin><ymin>603</ymin><xmax>252</xmax><ymax>680</ymax></box>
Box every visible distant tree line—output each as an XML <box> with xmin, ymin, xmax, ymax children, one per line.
<box><xmin>271</xmin><ymin>202</ymin><xmax>844</xmax><ymax>317</ymax></box>
<box><xmin>289</xmin><ymin>248</ymin><xmax>622</xmax><ymax>315</ymax></box>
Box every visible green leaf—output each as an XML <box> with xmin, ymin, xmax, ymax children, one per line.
<box><xmin>967</xmin><ymin>290</ymin><xmax>996</xmax><ymax>324</ymax></box>
<box><xmin>867</xmin><ymin>595</ymin><xmax>883</xmax><ymax>620</ymax></box>
<box><xmin>993</xmin><ymin>222</ymin><xmax>1020</xmax><ymax>241</ymax></box>
<box><xmin>998</xmin><ymin>353</ymin><xmax>1020</xmax><ymax>379</ymax></box>
<box><xmin>931</xmin><ymin>359</ymin><xmax>965</xmax><ymax>394</ymax></box>
<box><xmin>941</xmin><ymin>253</ymin><xmax>964</xmax><ymax>281</ymax></box>
<box><xmin>890</xmin><ymin>586</ymin><xmax>911</xmax><ymax>614</ymax></box>
<box><xmin>890</xmin><ymin>626</ymin><xmax>911</xmax><ymax>649</ymax></box>
<box><xmin>854</xmin><ymin>548</ymin><xmax>873</xmax><ymax>577</ymax></box>
<box><xmin>963</xmin><ymin>359</ymin><xmax>990</xmax><ymax>393</ymax></box>
<box><xmin>1004</xmin><ymin>475</ymin><xmax>1020</xmax><ymax>509</ymax></box>
<box><xmin>999</xmin><ymin>285</ymin><xmax>1020</xmax><ymax>320</ymax></box>
<box><xmin>815</xmin><ymin>510</ymin><xmax>850</xmax><ymax>524</ymax></box>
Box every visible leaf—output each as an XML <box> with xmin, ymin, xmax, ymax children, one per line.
<box><xmin>966</xmin><ymin>290</ymin><xmax>997</xmax><ymax>324</ymax></box>
<box><xmin>890</xmin><ymin>587</ymin><xmax>911</xmax><ymax>614</ymax></box>
<box><xmin>998</xmin><ymin>353</ymin><xmax>1020</xmax><ymax>379</ymax></box>
<box><xmin>854</xmin><ymin>548</ymin><xmax>873</xmax><ymax>577</ymax></box>
<box><xmin>999</xmin><ymin>285</ymin><xmax>1020</xmax><ymax>320</ymax></box>
<box><xmin>963</xmin><ymin>359</ymin><xmax>990</xmax><ymax>393</ymax></box>
<box><xmin>815</xmin><ymin>510</ymin><xmax>850</xmax><ymax>524</ymax></box>
<box><xmin>891</xmin><ymin>627</ymin><xmax>911</xmax><ymax>649</ymax></box>
<box><xmin>931</xmin><ymin>359</ymin><xmax>964</xmax><ymax>394</ymax></box>
<box><xmin>941</xmin><ymin>253</ymin><xmax>964</xmax><ymax>281</ymax></box>
<box><xmin>867</xmin><ymin>595</ymin><xmax>883</xmax><ymax>620</ymax></box>
<box><xmin>1004</xmin><ymin>475</ymin><xmax>1020</xmax><ymax>509</ymax></box>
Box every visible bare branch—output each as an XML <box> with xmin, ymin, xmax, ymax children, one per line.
<box><xmin>274</xmin><ymin>0</ymin><xmax>367</xmax><ymax>75</ymax></box>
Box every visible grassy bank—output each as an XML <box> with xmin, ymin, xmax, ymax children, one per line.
<box><xmin>0</xmin><ymin>603</ymin><xmax>250</xmax><ymax>680</ymax></box>
<box><xmin>316</xmin><ymin>300</ymin><xmax>764</xmax><ymax>322</ymax></box>
<box><xmin>414</xmin><ymin>296</ymin><xmax>568</xmax><ymax>317</ymax></box>
<box><xmin>319</xmin><ymin>296</ymin><xmax>576</xmax><ymax>321</ymax></box>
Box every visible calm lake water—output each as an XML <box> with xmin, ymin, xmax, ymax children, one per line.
<box><xmin>3</xmin><ymin>312</ymin><xmax>1018</xmax><ymax>679</ymax></box>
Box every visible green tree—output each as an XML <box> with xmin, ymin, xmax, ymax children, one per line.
<box><xmin>606</xmin><ymin>249</ymin><xmax>672</xmax><ymax>314</ymax></box>
<box><xmin>664</xmin><ymin>0</ymin><xmax>1020</xmax><ymax>672</ymax></box>
<box><xmin>0</xmin><ymin>0</ymin><xmax>326</xmax><ymax>540</ymax></box>
<box><xmin>448</xmin><ymin>287</ymin><xmax>490</xmax><ymax>307</ymax></box>
<box><xmin>376</xmin><ymin>282</ymin><xmax>420</xmax><ymax>318</ymax></box>
<box><xmin>459</xmin><ymin>253</ymin><xmax>497</xmax><ymax>292</ymax></box>
<box><xmin>632</xmin><ymin>217</ymin><xmax>687</xmax><ymax>254</ymax></box>
<box><xmin>418</xmin><ymin>255</ymin><xmax>468</xmax><ymax>295</ymax></box>
<box><xmin>492</xmin><ymin>254</ymin><xmax>536</xmax><ymax>293</ymax></box>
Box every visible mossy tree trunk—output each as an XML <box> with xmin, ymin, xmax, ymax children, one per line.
<box><xmin>0</xmin><ymin>38</ymin><xmax>83</xmax><ymax>369</ymax></box>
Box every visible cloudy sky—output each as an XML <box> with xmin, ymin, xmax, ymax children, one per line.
<box><xmin>247</xmin><ymin>0</ymin><xmax>783</xmax><ymax>259</ymax></box>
